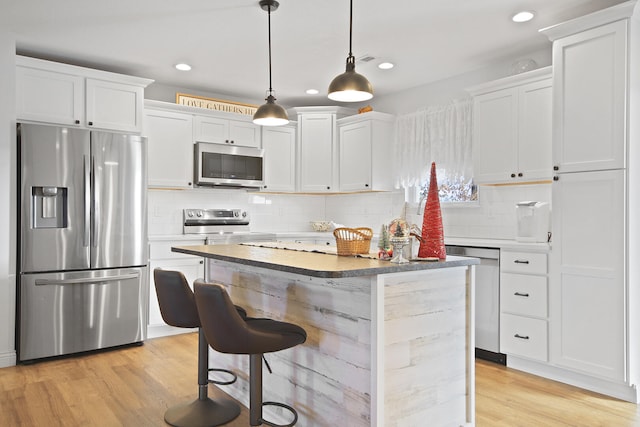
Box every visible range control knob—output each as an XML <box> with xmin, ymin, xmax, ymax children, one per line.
<box><xmin>187</xmin><ymin>211</ymin><xmax>194</xmax><ymax>217</ymax></box>
<box><xmin>242</xmin><ymin>211</ymin><xmax>247</xmax><ymax>218</ymax></box>
<box><xmin>196</xmin><ymin>211</ymin><xmax>203</xmax><ymax>217</ymax></box>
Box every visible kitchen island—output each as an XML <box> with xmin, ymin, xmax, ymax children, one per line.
<box><xmin>172</xmin><ymin>244</ymin><xmax>478</xmax><ymax>427</ymax></box>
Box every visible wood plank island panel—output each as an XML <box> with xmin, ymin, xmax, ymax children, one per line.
<box><xmin>173</xmin><ymin>244</ymin><xmax>477</xmax><ymax>426</ymax></box>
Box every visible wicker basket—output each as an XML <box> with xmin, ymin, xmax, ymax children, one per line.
<box><xmin>333</xmin><ymin>227</ymin><xmax>373</xmax><ymax>256</ymax></box>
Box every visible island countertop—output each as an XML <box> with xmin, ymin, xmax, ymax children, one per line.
<box><xmin>172</xmin><ymin>244</ymin><xmax>479</xmax><ymax>278</ymax></box>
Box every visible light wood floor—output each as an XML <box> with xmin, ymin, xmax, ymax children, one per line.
<box><xmin>1</xmin><ymin>333</ymin><xmax>638</xmax><ymax>426</ymax></box>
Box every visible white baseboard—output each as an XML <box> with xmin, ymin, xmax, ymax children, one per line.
<box><xmin>146</xmin><ymin>324</ymin><xmax>195</xmax><ymax>340</ymax></box>
<box><xmin>0</xmin><ymin>350</ymin><xmax>17</xmax><ymax>368</ymax></box>
<box><xmin>508</xmin><ymin>356</ymin><xmax>638</xmax><ymax>403</ymax></box>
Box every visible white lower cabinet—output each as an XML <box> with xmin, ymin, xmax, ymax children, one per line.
<box><xmin>550</xmin><ymin>169</ymin><xmax>625</xmax><ymax>381</ymax></box>
<box><xmin>500</xmin><ymin>250</ymin><xmax>549</xmax><ymax>362</ymax></box>
<box><xmin>501</xmin><ymin>314</ymin><xmax>548</xmax><ymax>362</ymax></box>
<box><xmin>148</xmin><ymin>239</ymin><xmax>204</xmax><ymax>338</ymax></box>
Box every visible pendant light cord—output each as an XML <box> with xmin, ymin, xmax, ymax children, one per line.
<box><xmin>267</xmin><ymin>4</ymin><xmax>273</xmax><ymax>93</ymax></box>
<box><xmin>348</xmin><ymin>0</ymin><xmax>353</xmax><ymax>58</ymax></box>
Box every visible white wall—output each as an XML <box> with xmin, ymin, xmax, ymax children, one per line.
<box><xmin>145</xmin><ymin>82</ymin><xmax>263</xmax><ymax>109</ymax></box>
<box><xmin>373</xmin><ymin>48</ymin><xmax>551</xmax><ymax>115</ymax></box>
<box><xmin>0</xmin><ymin>32</ymin><xmax>17</xmax><ymax>367</ymax></box>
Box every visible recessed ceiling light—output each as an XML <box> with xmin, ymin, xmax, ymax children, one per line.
<box><xmin>512</xmin><ymin>11</ymin><xmax>535</xmax><ymax>23</ymax></box>
<box><xmin>306</xmin><ymin>89</ymin><xmax>319</xmax><ymax>95</ymax></box>
<box><xmin>175</xmin><ymin>63</ymin><xmax>192</xmax><ymax>71</ymax></box>
<box><xmin>378</xmin><ymin>62</ymin><xmax>394</xmax><ymax>70</ymax></box>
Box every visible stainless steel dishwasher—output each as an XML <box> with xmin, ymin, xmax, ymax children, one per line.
<box><xmin>446</xmin><ymin>245</ymin><xmax>505</xmax><ymax>364</ymax></box>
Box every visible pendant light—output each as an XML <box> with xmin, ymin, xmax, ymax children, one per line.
<box><xmin>253</xmin><ymin>0</ymin><xmax>289</xmax><ymax>126</ymax></box>
<box><xmin>328</xmin><ymin>0</ymin><xmax>373</xmax><ymax>102</ymax></box>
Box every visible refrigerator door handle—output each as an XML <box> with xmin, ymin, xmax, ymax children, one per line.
<box><xmin>91</xmin><ymin>154</ymin><xmax>98</xmax><ymax>248</ymax></box>
<box><xmin>35</xmin><ymin>272</ymin><xmax>140</xmax><ymax>286</ymax></box>
<box><xmin>83</xmin><ymin>154</ymin><xmax>90</xmax><ymax>247</ymax></box>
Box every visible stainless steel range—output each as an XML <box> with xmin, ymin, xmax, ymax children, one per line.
<box><xmin>183</xmin><ymin>208</ymin><xmax>276</xmax><ymax>244</ymax></box>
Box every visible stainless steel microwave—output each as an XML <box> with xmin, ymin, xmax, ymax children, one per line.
<box><xmin>194</xmin><ymin>142</ymin><xmax>264</xmax><ymax>188</ymax></box>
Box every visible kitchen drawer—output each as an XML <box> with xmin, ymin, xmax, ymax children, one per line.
<box><xmin>149</xmin><ymin>240</ymin><xmax>205</xmax><ymax>260</ymax></box>
<box><xmin>500</xmin><ymin>313</ymin><xmax>548</xmax><ymax>361</ymax></box>
<box><xmin>501</xmin><ymin>273</ymin><xmax>547</xmax><ymax>318</ymax></box>
<box><xmin>500</xmin><ymin>251</ymin><xmax>547</xmax><ymax>275</ymax></box>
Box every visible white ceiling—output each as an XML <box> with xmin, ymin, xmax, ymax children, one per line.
<box><xmin>2</xmin><ymin>0</ymin><xmax>628</xmax><ymax>107</ymax></box>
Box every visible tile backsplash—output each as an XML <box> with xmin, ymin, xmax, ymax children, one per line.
<box><xmin>439</xmin><ymin>183</ymin><xmax>552</xmax><ymax>240</ymax></box>
<box><xmin>148</xmin><ymin>183</ymin><xmax>551</xmax><ymax>240</ymax></box>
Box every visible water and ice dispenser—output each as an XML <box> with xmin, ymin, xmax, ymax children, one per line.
<box><xmin>31</xmin><ymin>186</ymin><xmax>67</xmax><ymax>229</ymax></box>
<box><xmin>516</xmin><ymin>201</ymin><xmax>550</xmax><ymax>243</ymax></box>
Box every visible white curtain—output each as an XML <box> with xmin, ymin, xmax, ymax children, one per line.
<box><xmin>393</xmin><ymin>99</ymin><xmax>473</xmax><ymax>189</ymax></box>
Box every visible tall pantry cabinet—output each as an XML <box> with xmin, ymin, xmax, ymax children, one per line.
<box><xmin>539</xmin><ymin>0</ymin><xmax>639</xmax><ymax>402</ymax></box>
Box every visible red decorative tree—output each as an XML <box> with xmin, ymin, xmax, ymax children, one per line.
<box><xmin>418</xmin><ymin>162</ymin><xmax>446</xmax><ymax>259</ymax></box>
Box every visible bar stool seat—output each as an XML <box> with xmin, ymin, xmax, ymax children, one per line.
<box><xmin>194</xmin><ymin>280</ymin><xmax>307</xmax><ymax>427</ymax></box>
<box><xmin>153</xmin><ymin>269</ymin><xmax>242</xmax><ymax>427</ymax></box>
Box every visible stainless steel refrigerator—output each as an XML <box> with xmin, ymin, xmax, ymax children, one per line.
<box><xmin>17</xmin><ymin>123</ymin><xmax>148</xmax><ymax>362</ymax></box>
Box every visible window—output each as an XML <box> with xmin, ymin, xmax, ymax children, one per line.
<box><xmin>394</xmin><ymin>100</ymin><xmax>475</xmax><ymax>204</ymax></box>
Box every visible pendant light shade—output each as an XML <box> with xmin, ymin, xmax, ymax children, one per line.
<box><xmin>253</xmin><ymin>0</ymin><xmax>289</xmax><ymax>126</ymax></box>
<box><xmin>253</xmin><ymin>92</ymin><xmax>289</xmax><ymax>126</ymax></box>
<box><xmin>328</xmin><ymin>0</ymin><xmax>373</xmax><ymax>102</ymax></box>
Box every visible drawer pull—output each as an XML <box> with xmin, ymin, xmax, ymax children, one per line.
<box><xmin>514</xmin><ymin>334</ymin><xmax>530</xmax><ymax>340</ymax></box>
<box><xmin>514</xmin><ymin>292</ymin><xmax>530</xmax><ymax>297</ymax></box>
<box><xmin>514</xmin><ymin>260</ymin><xmax>530</xmax><ymax>264</ymax></box>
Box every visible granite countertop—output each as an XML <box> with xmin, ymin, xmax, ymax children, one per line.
<box><xmin>172</xmin><ymin>244</ymin><xmax>479</xmax><ymax>279</ymax></box>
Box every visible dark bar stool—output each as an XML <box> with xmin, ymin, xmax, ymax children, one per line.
<box><xmin>153</xmin><ymin>269</ymin><xmax>242</xmax><ymax>427</ymax></box>
<box><xmin>194</xmin><ymin>280</ymin><xmax>307</xmax><ymax>427</ymax></box>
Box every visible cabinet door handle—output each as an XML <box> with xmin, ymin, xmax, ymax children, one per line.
<box><xmin>365</xmin><ymin>183</ymin><xmax>369</xmax><ymax>187</ymax></box>
<box><xmin>510</xmin><ymin>173</ymin><xmax>516</xmax><ymax>178</ymax></box>
<box><xmin>553</xmin><ymin>165</ymin><xmax>559</xmax><ymax>171</ymax></box>
<box><xmin>75</xmin><ymin>119</ymin><xmax>80</xmax><ymax>125</ymax></box>
<box><xmin>514</xmin><ymin>260</ymin><xmax>529</xmax><ymax>264</ymax></box>
<box><xmin>517</xmin><ymin>172</ymin><xmax>523</xmax><ymax>177</ymax></box>
<box><xmin>553</xmin><ymin>176</ymin><xmax>560</xmax><ymax>181</ymax></box>
<box><xmin>199</xmin><ymin>260</ymin><xmax>204</xmax><ymax>264</ymax></box>
<box><xmin>88</xmin><ymin>121</ymin><xmax>93</xmax><ymax>126</ymax></box>
<box><xmin>514</xmin><ymin>334</ymin><xmax>530</xmax><ymax>340</ymax></box>
<box><xmin>326</xmin><ymin>186</ymin><xmax>330</xmax><ymax>190</ymax></box>
<box><xmin>514</xmin><ymin>292</ymin><xmax>530</xmax><ymax>297</ymax></box>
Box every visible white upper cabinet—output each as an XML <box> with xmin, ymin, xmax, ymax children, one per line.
<box><xmin>548</xmin><ymin>20</ymin><xmax>627</xmax><ymax>173</ymax></box>
<box><xmin>337</xmin><ymin>112</ymin><xmax>394</xmax><ymax>192</ymax></box>
<box><xmin>194</xmin><ymin>115</ymin><xmax>261</xmax><ymax>148</ymax></box>
<box><xmin>16</xmin><ymin>65</ymin><xmax>84</xmax><ymax>126</ymax></box>
<box><xmin>469</xmin><ymin>67</ymin><xmax>552</xmax><ymax>184</ymax></box>
<box><xmin>517</xmin><ymin>79</ymin><xmax>553</xmax><ymax>180</ymax></box>
<box><xmin>16</xmin><ymin>56</ymin><xmax>152</xmax><ymax>133</ymax></box>
<box><xmin>298</xmin><ymin>113</ymin><xmax>335</xmax><ymax>192</ymax></box>
<box><xmin>262</xmin><ymin>124</ymin><xmax>296</xmax><ymax>192</ymax></box>
<box><xmin>85</xmin><ymin>79</ymin><xmax>144</xmax><ymax>133</ymax></box>
<box><xmin>144</xmin><ymin>103</ymin><xmax>194</xmax><ymax>189</ymax></box>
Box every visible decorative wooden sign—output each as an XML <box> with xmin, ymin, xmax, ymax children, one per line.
<box><xmin>175</xmin><ymin>93</ymin><xmax>257</xmax><ymax>116</ymax></box>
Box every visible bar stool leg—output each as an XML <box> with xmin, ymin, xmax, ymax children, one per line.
<box><xmin>249</xmin><ymin>354</ymin><xmax>263</xmax><ymax>426</ymax></box>
<box><xmin>163</xmin><ymin>329</ymin><xmax>241</xmax><ymax>427</ymax></box>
